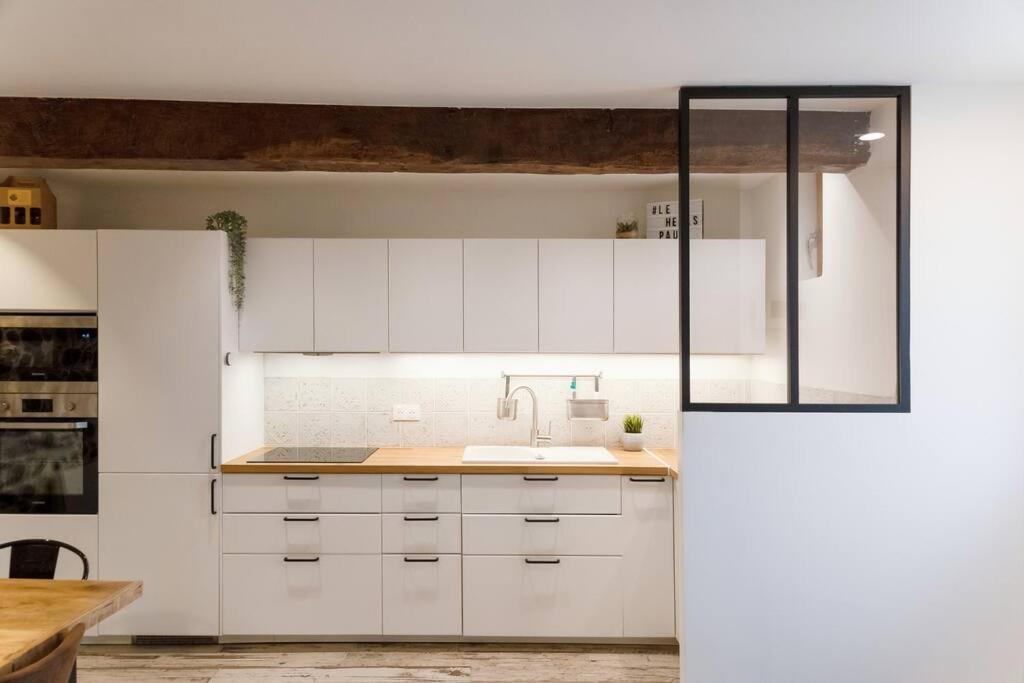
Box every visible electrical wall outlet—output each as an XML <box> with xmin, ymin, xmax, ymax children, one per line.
<box><xmin>392</xmin><ymin>404</ymin><xmax>421</xmax><ymax>421</ymax></box>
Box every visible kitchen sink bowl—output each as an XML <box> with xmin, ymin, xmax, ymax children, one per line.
<box><xmin>463</xmin><ymin>445</ymin><xmax>617</xmax><ymax>464</ymax></box>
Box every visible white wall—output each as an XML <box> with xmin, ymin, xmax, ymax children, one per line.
<box><xmin>681</xmin><ymin>85</ymin><xmax>1024</xmax><ymax>682</ymax></box>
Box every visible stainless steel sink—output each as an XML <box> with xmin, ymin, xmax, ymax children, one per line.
<box><xmin>463</xmin><ymin>445</ymin><xmax>617</xmax><ymax>464</ymax></box>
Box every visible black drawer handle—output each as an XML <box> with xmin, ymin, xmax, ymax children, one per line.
<box><xmin>210</xmin><ymin>433</ymin><xmax>218</xmax><ymax>470</ymax></box>
<box><xmin>404</xmin><ymin>556</ymin><xmax>440</xmax><ymax>563</ymax></box>
<box><xmin>403</xmin><ymin>515</ymin><xmax>439</xmax><ymax>522</ymax></box>
<box><xmin>283</xmin><ymin>516</ymin><xmax>320</xmax><ymax>522</ymax></box>
<box><xmin>403</xmin><ymin>476</ymin><xmax>439</xmax><ymax>481</ymax></box>
<box><xmin>524</xmin><ymin>516</ymin><xmax>560</xmax><ymax>523</ymax></box>
<box><xmin>523</xmin><ymin>476</ymin><xmax>558</xmax><ymax>482</ymax></box>
<box><xmin>283</xmin><ymin>556</ymin><xmax>320</xmax><ymax>563</ymax></box>
<box><xmin>629</xmin><ymin>477</ymin><xmax>666</xmax><ymax>483</ymax></box>
<box><xmin>283</xmin><ymin>475</ymin><xmax>320</xmax><ymax>481</ymax></box>
<box><xmin>210</xmin><ymin>478</ymin><xmax>217</xmax><ymax>515</ymax></box>
<box><xmin>525</xmin><ymin>558</ymin><xmax>561</xmax><ymax>565</ymax></box>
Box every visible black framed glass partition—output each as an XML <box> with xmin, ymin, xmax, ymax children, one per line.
<box><xmin>679</xmin><ymin>86</ymin><xmax>910</xmax><ymax>412</ymax></box>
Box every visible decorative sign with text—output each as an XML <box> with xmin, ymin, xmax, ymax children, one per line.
<box><xmin>646</xmin><ymin>200</ymin><xmax>703</xmax><ymax>239</ymax></box>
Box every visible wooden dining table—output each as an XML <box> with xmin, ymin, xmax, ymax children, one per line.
<box><xmin>0</xmin><ymin>579</ymin><xmax>142</xmax><ymax>675</ymax></box>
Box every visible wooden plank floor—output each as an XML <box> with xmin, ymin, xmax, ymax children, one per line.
<box><xmin>78</xmin><ymin>642</ymin><xmax>680</xmax><ymax>682</ymax></box>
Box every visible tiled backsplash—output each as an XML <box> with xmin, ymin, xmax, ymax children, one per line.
<box><xmin>264</xmin><ymin>377</ymin><xmax>681</xmax><ymax>449</ymax></box>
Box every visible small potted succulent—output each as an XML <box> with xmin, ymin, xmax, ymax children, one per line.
<box><xmin>621</xmin><ymin>414</ymin><xmax>644</xmax><ymax>451</ymax></box>
<box><xmin>615</xmin><ymin>212</ymin><xmax>640</xmax><ymax>239</ymax></box>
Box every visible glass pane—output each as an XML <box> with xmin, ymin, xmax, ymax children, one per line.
<box><xmin>798</xmin><ymin>98</ymin><xmax>898</xmax><ymax>404</ymax></box>
<box><xmin>688</xmin><ymin>99</ymin><xmax>787</xmax><ymax>404</ymax></box>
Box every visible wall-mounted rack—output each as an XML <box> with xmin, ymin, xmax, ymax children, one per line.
<box><xmin>500</xmin><ymin>372</ymin><xmax>607</xmax><ymax>421</ymax></box>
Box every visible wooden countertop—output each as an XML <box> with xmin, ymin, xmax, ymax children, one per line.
<box><xmin>0</xmin><ymin>579</ymin><xmax>142</xmax><ymax>674</ymax></box>
<box><xmin>223</xmin><ymin>446</ymin><xmax>677</xmax><ymax>477</ymax></box>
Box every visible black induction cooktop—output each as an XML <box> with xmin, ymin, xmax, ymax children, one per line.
<box><xmin>252</xmin><ymin>447</ymin><xmax>378</xmax><ymax>463</ymax></box>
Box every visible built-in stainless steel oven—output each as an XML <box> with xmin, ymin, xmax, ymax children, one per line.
<box><xmin>0</xmin><ymin>393</ymin><xmax>98</xmax><ymax>513</ymax></box>
<box><xmin>0</xmin><ymin>314</ymin><xmax>99</xmax><ymax>514</ymax></box>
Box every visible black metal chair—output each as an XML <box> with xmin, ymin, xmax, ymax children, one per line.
<box><xmin>0</xmin><ymin>538</ymin><xmax>89</xmax><ymax>580</ymax></box>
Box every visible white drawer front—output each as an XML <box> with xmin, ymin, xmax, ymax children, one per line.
<box><xmin>461</xmin><ymin>514</ymin><xmax>623</xmax><ymax>556</ymax></box>
<box><xmin>381</xmin><ymin>474</ymin><xmax>461</xmax><ymax>512</ymax></box>
<box><xmin>222</xmin><ymin>474</ymin><xmax>381</xmax><ymax>513</ymax></box>
<box><xmin>222</xmin><ymin>554</ymin><xmax>382</xmax><ymax>636</ymax></box>
<box><xmin>382</xmin><ymin>513</ymin><xmax>461</xmax><ymax>554</ymax></box>
<box><xmin>461</xmin><ymin>475</ymin><xmax>620</xmax><ymax>514</ymax></box>
<box><xmin>382</xmin><ymin>554</ymin><xmax>462</xmax><ymax>636</ymax></box>
<box><xmin>223</xmin><ymin>514</ymin><xmax>381</xmax><ymax>555</ymax></box>
<box><xmin>463</xmin><ymin>555</ymin><xmax>623</xmax><ymax>638</ymax></box>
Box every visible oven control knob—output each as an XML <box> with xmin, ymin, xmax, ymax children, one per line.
<box><xmin>65</xmin><ymin>401</ymin><xmax>77</xmax><ymax>411</ymax></box>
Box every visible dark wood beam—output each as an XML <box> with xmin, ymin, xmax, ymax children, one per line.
<box><xmin>0</xmin><ymin>98</ymin><xmax>870</xmax><ymax>174</ymax></box>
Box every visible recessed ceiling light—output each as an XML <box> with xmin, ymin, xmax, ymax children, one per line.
<box><xmin>858</xmin><ymin>131</ymin><xmax>885</xmax><ymax>142</ymax></box>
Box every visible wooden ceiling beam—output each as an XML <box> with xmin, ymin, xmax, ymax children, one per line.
<box><xmin>0</xmin><ymin>98</ymin><xmax>871</xmax><ymax>174</ymax></box>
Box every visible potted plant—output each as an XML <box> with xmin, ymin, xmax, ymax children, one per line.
<box><xmin>621</xmin><ymin>414</ymin><xmax>644</xmax><ymax>451</ymax></box>
<box><xmin>615</xmin><ymin>213</ymin><xmax>640</xmax><ymax>239</ymax></box>
<box><xmin>206</xmin><ymin>210</ymin><xmax>247</xmax><ymax>311</ymax></box>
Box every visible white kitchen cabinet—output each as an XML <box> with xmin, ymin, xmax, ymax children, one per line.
<box><xmin>314</xmin><ymin>239</ymin><xmax>388</xmax><ymax>352</ymax></box>
<box><xmin>614</xmin><ymin>240</ymin><xmax>679</xmax><ymax>353</ymax></box>
<box><xmin>381</xmin><ymin>474</ymin><xmax>461</xmax><ymax>513</ymax></box>
<box><xmin>622</xmin><ymin>476</ymin><xmax>676</xmax><ymax>637</ymax></box>
<box><xmin>222</xmin><ymin>554</ymin><xmax>382</xmax><ymax>636</ymax></box>
<box><xmin>222</xmin><ymin>514</ymin><xmax>381</xmax><ymax>555</ymax></box>
<box><xmin>461</xmin><ymin>514</ymin><xmax>623</xmax><ymax>556</ymax></box>
<box><xmin>0</xmin><ymin>230</ymin><xmax>97</xmax><ymax>312</ymax></box>
<box><xmin>240</xmin><ymin>238</ymin><xmax>314</xmax><ymax>352</ymax></box>
<box><xmin>538</xmin><ymin>239</ymin><xmax>614</xmax><ymax>353</ymax></box>
<box><xmin>383</xmin><ymin>554</ymin><xmax>462</xmax><ymax>636</ymax></box>
<box><xmin>690</xmin><ymin>239</ymin><xmax>766</xmax><ymax>354</ymax></box>
<box><xmin>98</xmin><ymin>473</ymin><xmax>220</xmax><ymax>636</ymax></box>
<box><xmin>461</xmin><ymin>474</ymin><xmax>621</xmax><ymax>514</ymax></box>
<box><xmin>388</xmin><ymin>239</ymin><xmax>463</xmax><ymax>352</ymax></box>
<box><xmin>381</xmin><ymin>514</ymin><xmax>461</xmax><ymax>554</ymax></box>
<box><xmin>463</xmin><ymin>239</ymin><xmax>538</xmax><ymax>352</ymax></box>
<box><xmin>463</xmin><ymin>556</ymin><xmax>623</xmax><ymax>638</ymax></box>
<box><xmin>222</xmin><ymin>474</ymin><xmax>381</xmax><ymax>513</ymax></box>
<box><xmin>0</xmin><ymin>515</ymin><xmax>97</xmax><ymax>579</ymax></box>
<box><xmin>98</xmin><ymin>230</ymin><xmax>223</xmax><ymax>474</ymax></box>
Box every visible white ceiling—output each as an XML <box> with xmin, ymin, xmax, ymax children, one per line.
<box><xmin>1</xmin><ymin>0</ymin><xmax>1021</xmax><ymax>108</ymax></box>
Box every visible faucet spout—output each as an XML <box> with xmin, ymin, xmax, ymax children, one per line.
<box><xmin>499</xmin><ymin>385</ymin><xmax>549</xmax><ymax>448</ymax></box>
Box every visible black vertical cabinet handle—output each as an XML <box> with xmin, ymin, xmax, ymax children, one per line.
<box><xmin>210</xmin><ymin>478</ymin><xmax>217</xmax><ymax>515</ymax></box>
<box><xmin>210</xmin><ymin>433</ymin><xmax>218</xmax><ymax>470</ymax></box>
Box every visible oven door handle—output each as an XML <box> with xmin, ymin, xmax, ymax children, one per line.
<box><xmin>0</xmin><ymin>421</ymin><xmax>89</xmax><ymax>430</ymax></box>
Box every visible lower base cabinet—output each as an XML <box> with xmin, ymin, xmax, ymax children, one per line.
<box><xmin>382</xmin><ymin>554</ymin><xmax>462</xmax><ymax>636</ymax></box>
<box><xmin>222</xmin><ymin>554</ymin><xmax>382</xmax><ymax>636</ymax></box>
<box><xmin>462</xmin><ymin>556</ymin><xmax>623</xmax><ymax>638</ymax></box>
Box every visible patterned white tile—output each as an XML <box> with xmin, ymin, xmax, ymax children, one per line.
<box><xmin>264</xmin><ymin>412</ymin><xmax>298</xmax><ymax>445</ymax></box>
<box><xmin>298</xmin><ymin>412</ymin><xmax>331</xmax><ymax>446</ymax></box>
<box><xmin>642</xmin><ymin>413</ymin><xmax>677</xmax><ymax>448</ymax></box>
<box><xmin>597</xmin><ymin>379</ymin><xmax>639</xmax><ymax>414</ymax></box>
<box><xmin>366</xmin><ymin>412</ymin><xmax>401</xmax><ymax>447</ymax></box>
<box><xmin>330</xmin><ymin>413</ymin><xmax>366</xmax><ymax>447</ymax></box>
<box><xmin>749</xmin><ymin>380</ymin><xmax>787</xmax><ymax>404</ymax></box>
<box><xmin>570</xmin><ymin>420</ymin><xmax>605</xmax><ymax>447</ymax></box>
<box><xmin>503</xmin><ymin>414</ymin><xmax>533</xmax><ymax>446</ymax></box>
<box><xmin>435</xmin><ymin>379</ymin><xmax>468</xmax><ymax>412</ymax></box>
<box><xmin>799</xmin><ymin>386</ymin><xmax>836</xmax><ymax>404</ymax></box>
<box><xmin>434</xmin><ymin>413</ymin><xmax>468</xmax><ymax>447</ymax></box>
<box><xmin>605</xmin><ymin>414</ymin><xmax>626</xmax><ymax>448</ymax></box>
<box><xmin>331</xmin><ymin>378</ymin><xmax>366</xmax><ymax>412</ymax></box>
<box><xmin>401</xmin><ymin>379</ymin><xmax>435</xmax><ymax>413</ymax></box>
<box><xmin>640</xmin><ymin>380</ymin><xmax>679</xmax><ymax>412</ymax></box>
<box><xmin>400</xmin><ymin>415</ymin><xmax>435</xmax><ymax>448</ymax></box>
<box><xmin>468</xmin><ymin>379</ymin><xmax>503</xmax><ymax>412</ymax></box>
<box><xmin>540</xmin><ymin>413</ymin><xmax>571</xmax><ymax>447</ymax></box>
<box><xmin>264</xmin><ymin>377</ymin><xmax>298</xmax><ymax>411</ymax></box>
<box><xmin>297</xmin><ymin>378</ymin><xmax>331</xmax><ymax>411</ymax></box>
<box><xmin>468</xmin><ymin>412</ymin><xmax>503</xmax><ymax>445</ymax></box>
<box><xmin>367</xmin><ymin>378</ymin><xmax>403</xmax><ymax>412</ymax></box>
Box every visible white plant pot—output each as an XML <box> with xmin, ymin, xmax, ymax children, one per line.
<box><xmin>621</xmin><ymin>432</ymin><xmax>644</xmax><ymax>452</ymax></box>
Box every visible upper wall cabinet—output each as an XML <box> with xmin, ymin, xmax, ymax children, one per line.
<box><xmin>389</xmin><ymin>239</ymin><xmax>463</xmax><ymax>352</ymax></box>
<box><xmin>464</xmin><ymin>239</ymin><xmax>538</xmax><ymax>352</ymax></box>
<box><xmin>314</xmin><ymin>239</ymin><xmax>388</xmax><ymax>352</ymax></box>
<box><xmin>614</xmin><ymin>240</ymin><xmax>679</xmax><ymax>353</ymax></box>
<box><xmin>539</xmin><ymin>240</ymin><xmax>614</xmax><ymax>353</ymax></box>
<box><xmin>0</xmin><ymin>230</ymin><xmax>97</xmax><ymax>312</ymax></box>
<box><xmin>240</xmin><ymin>238</ymin><xmax>314</xmax><ymax>352</ymax></box>
<box><xmin>690</xmin><ymin>239</ymin><xmax>766</xmax><ymax>354</ymax></box>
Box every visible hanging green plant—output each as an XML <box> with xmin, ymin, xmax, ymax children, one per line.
<box><xmin>206</xmin><ymin>210</ymin><xmax>248</xmax><ymax>311</ymax></box>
